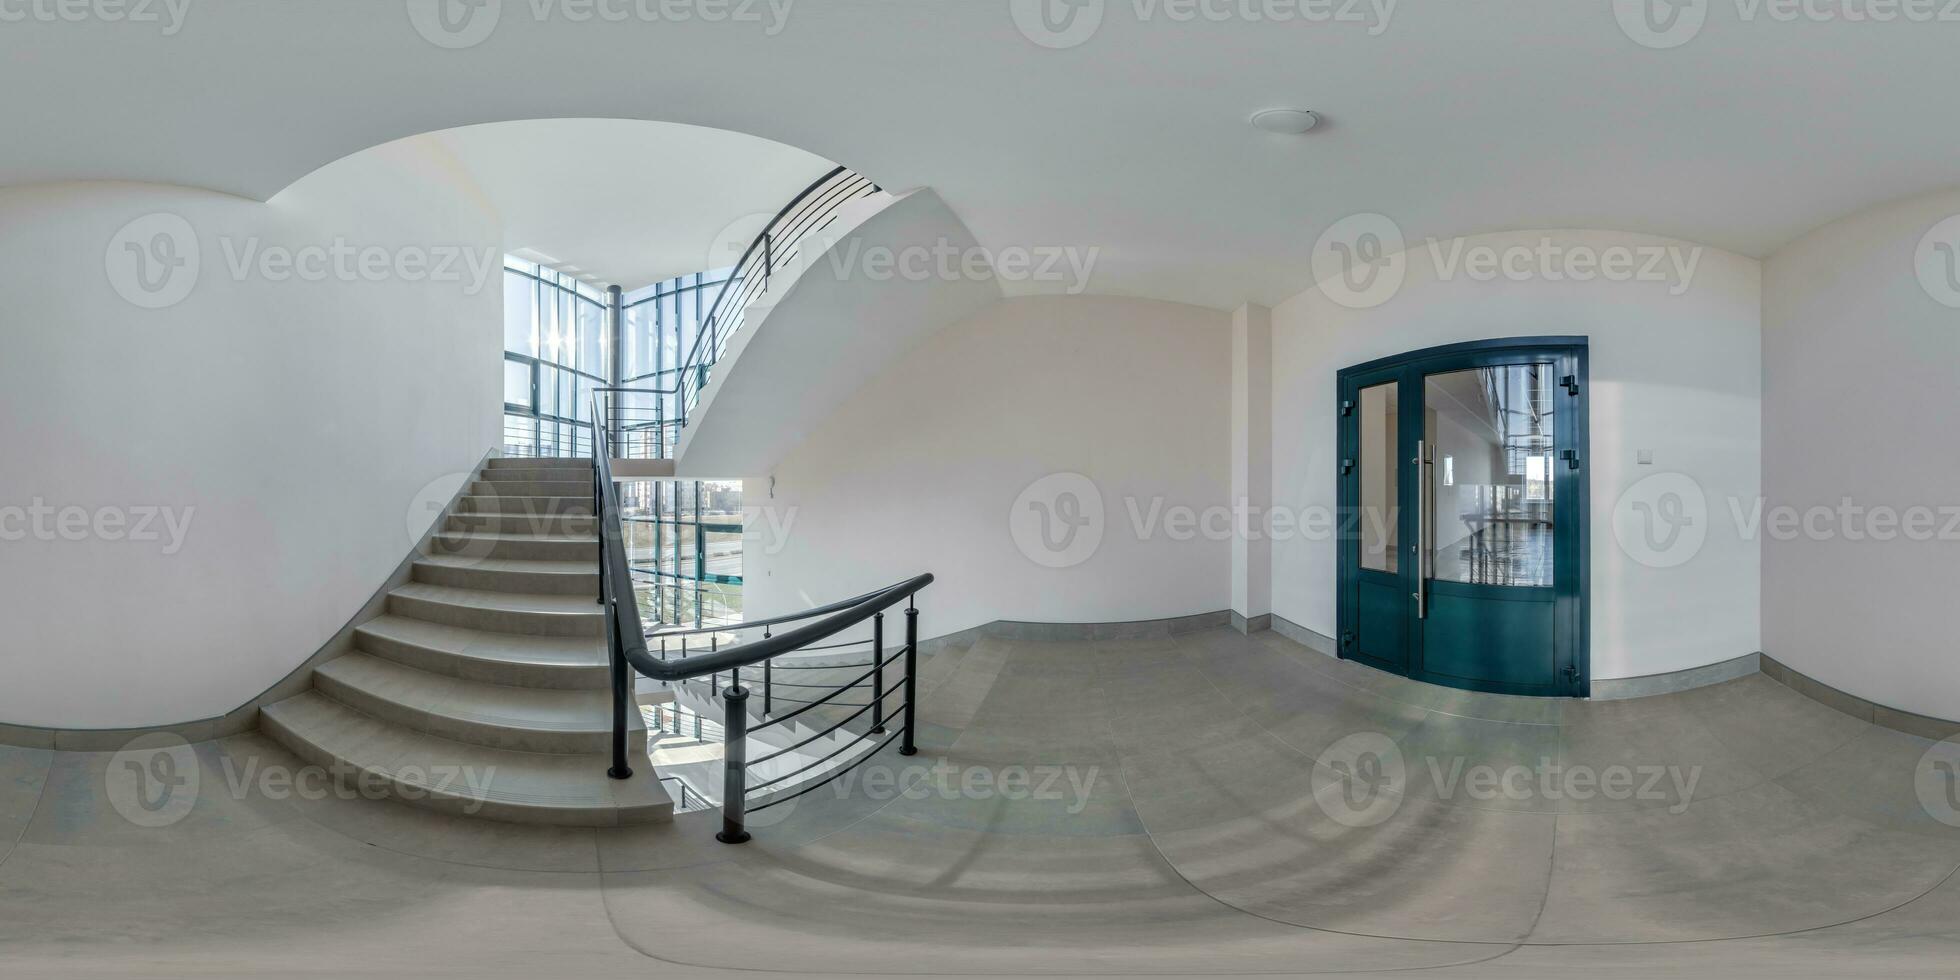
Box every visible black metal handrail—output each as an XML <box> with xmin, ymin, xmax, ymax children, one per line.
<box><xmin>674</xmin><ymin>166</ymin><xmax>882</xmax><ymax>422</ymax></box>
<box><xmin>650</xmin><ymin>583</ymin><xmax>895</xmax><ymax>638</ymax></box>
<box><xmin>591</xmin><ymin>390</ymin><xmax>930</xmax><ymax>841</ymax></box>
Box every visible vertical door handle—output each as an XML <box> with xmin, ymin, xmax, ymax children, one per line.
<box><xmin>1413</xmin><ymin>439</ymin><xmax>1428</xmax><ymax>620</ymax></box>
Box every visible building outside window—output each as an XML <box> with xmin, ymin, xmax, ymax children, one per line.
<box><xmin>502</xmin><ymin>257</ymin><xmax>609</xmax><ymax>458</ymax></box>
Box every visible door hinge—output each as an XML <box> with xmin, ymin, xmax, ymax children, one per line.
<box><xmin>1560</xmin><ymin>449</ymin><xmax>1580</xmax><ymax>470</ymax></box>
<box><xmin>1340</xmin><ymin>631</ymin><xmax>1355</xmax><ymax>648</ymax></box>
<box><xmin>1561</xmin><ymin>374</ymin><xmax>1579</xmax><ymax>397</ymax></box>
<box><xmin>1340</xmin><ymin>399</ymin><xmax>1355</xmax><ymax>417</ymax></box>
<box><xmin>1340</xmin><ymin>458</ymin><xmax>1355</xmax><ymax>476</ymax></box>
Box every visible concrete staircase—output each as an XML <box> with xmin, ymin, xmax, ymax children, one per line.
<box><xmin>262</xmin><ymin>456</ymin><xmax>673</xmax><ymax>826</ymax></box>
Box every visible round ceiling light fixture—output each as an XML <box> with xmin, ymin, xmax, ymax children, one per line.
<box><xmin>1250</xmin><ymin>108</ymin><xmax>1320</xmax><ymax>135</ymax></box>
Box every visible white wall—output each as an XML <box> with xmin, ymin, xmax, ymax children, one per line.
<box><xmin>742</xmin><ymin>295</ymin><xmax>1232</xmax><ymax>635</ymax></box>
<box><xmin>1762</xmin><ymin>189</ymin><xmax>1960</xmax><ymax>720</ymax></box>
<box><xmin>0</xmin><ymin>139</ymin><xmax>502</xmax><ymax>728</ymax></box>
<box><xmin>1270</xmin><ymin>230</ymin><xmax>1762</xmax><ymax>682</ymax></box>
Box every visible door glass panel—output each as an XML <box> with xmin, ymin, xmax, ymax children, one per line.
<box><xmin>1358</xmin><ymin>382</ymin><xmax>1399</xmax><ymax>572</ymax></box>
<box><xmin>1424</xmin><ymin>365</ymin><xmax>1555</xmax><ymax>587</ymax></box>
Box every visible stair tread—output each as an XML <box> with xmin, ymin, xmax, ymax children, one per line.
<box><xmin>414</xmin><ymin>555</ymin><xmax>596</xmax><ymax>576</ymax></box>
<box><xmin>433</xmin><ymin>530</ymin><xmax>596</xmax><ymax>544</ymax></box>
<box><xmin>390</xmin><ymin>582</ymin><xmax>607</xmax><ymax>618</ymax></box>
<box><xmin>263</xmin><ymin>693</ymin><xmax>670</xmax><ymax>813</ymax></box>
<box><xmin>317</xmin><ymin>653</ymin><xmax>617</xmax><ymax>733</ymax></box>
<box><xmin>356</xmin><ymin>615</ymin><xmax>604</xmax><ymax>667</ymax></box>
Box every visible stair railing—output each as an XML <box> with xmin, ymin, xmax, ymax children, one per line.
<box><xmin>593</xmin><ymin>384</ymin><xmax>681</xmax><ymax>461</ymax></box>
<box><xmin>591</xmin><ymin>390</ymin><xmax>931</xmax><ymax>842</ymax></box>
<box><xmin>674</xmin><ymin>166</ymin><xmax>882</xmax><ymax>424</ymax></box>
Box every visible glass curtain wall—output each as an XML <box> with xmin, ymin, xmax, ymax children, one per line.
<box><xmin>503</xmin><ymin>257</ymin><xmax>609</xmax><ymax>458</ymax></box>
<box><xmin>619</xmin><ymin>267</ymin><xmax>736</xmax><ymax>426</ymax></box>
<box><xmin>619</xmin><ymin>478</ymin><xmax>744</xmax><ymax>629</ymax></box>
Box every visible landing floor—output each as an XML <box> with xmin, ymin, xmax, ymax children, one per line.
<box><xmin>2</xmin><ymin>627</ymin><xmax>1955</xmax><ymax>977</ymax></box>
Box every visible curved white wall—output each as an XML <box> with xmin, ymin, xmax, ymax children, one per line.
<box><xmin>1763</xmin><ymin>189</ymin><xmax>1960</xmax><ymax>720</ymax></box>
<box><xmin>0</xmin><ymin>140</ymin><xmax>501</xmax><ymax>729</ymax></box>
<box><xmin>742</xmin><ymin>295</ymin><xmax>1232</xmax><ymax>634</ymax></box>
<box><xmin>1270</xmin><ymin>230</ymin><xmax>1763</xmax><ymax>682</ymax></box>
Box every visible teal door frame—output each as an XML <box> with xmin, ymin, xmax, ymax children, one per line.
<box><xmin>1335</xmin><ymin>336</ymin><xmax>1590</xmax><ymax>698</ymax></box>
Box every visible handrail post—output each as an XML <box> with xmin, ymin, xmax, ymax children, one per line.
<box><xmin>716</xmin><ymin>686</ymin><xmax>752</xmax><ymax>844</ymax></box>
<box><xmin>871</xmin><ymin>612</ymin><xmax>886</xmax><ymax>735</ymax></box>
<box><xmin>607</xmin><ymin>606</ymin><xmax>634</xmax><ymax>779</ymax></box>
<box><xmin>763</xmin><ymin>626</ymin><xmax>773</xmax><ymax>715</ymax></box>
<box><xmin>901</xmin><ymin>598</ymin><xmax>919</xmax><ymax>757</ymax></box>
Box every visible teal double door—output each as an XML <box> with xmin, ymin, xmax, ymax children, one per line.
<box><xmin>1336</xmin><ymin>338</ymin><xmax>1589</xmax><ymax>698</ymax></box>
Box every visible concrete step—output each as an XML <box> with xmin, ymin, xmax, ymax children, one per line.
<box><xmin>313</xmin><ymin>652</ymin><xmax>638</xmax><ymax>755</ymax></box>
<box><xmin>480</xmin><ymin>467</ymin><xmax>596</xmax><ymax>484</ymax></box>
<box><xmin>411</xmin><ymin>555</ymin><xmax>598</xmax><ymax>596</ymax></box>
<box><xmin>354</xmin><ymin>615</ymin><xmax>608</xmax><ymax>689</ymax></box>
<box><xmin>447</xmin><ymin>510</ymin><xmax>596</xmax><ymax>536</ymax></box>
<box><xmin>487</xmin><ymin>457</ymin><xmax>592</xmax><ymax>470</ymax></box>
<box><xmin>472</xmin><ymin>479</ymin><xmax>592</xmax><ymax>497</ymax></box>
<box><xmin>457</xmin><ymin>494</ymin><xmax>594</xmax><ymax>517</ymax></box>
<box><xmin>261</xmin><ymin>692</ymin><xmax>671</xmax><ymax>827</ymax></box>
<box><xmin>387</xmin><ymin>582</ymin><xmax>605</xmax><ymax>637</ymax></box>
<box><xmin>429</xmin><ymin>530</ymin><xmax>596</xmax><ymax>562</ymax></box>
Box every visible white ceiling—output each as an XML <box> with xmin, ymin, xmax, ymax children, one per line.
<box><xmin>6</xmin><ymin>1</ymin><xmax>1959</xmax><ymax>309</ymax></box>
<box><xmin>427</xmin><ymin>118</ymin><xmax>833</xmax><ymax>287</ymax></box>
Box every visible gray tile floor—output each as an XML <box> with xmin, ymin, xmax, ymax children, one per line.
<box><xmin>2</xmin><ymin>626</ymin><xmax>1956</xmax><ymax>977</ymax></box>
